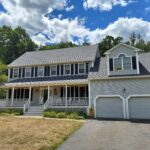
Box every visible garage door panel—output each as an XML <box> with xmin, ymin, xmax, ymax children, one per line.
<box><xmin>96</xmin><ymin>97</ymin><xmax>124</xmax><ymax>119</ymax></box>
<box><xmin>129</xmin><ymin>97</ymin><xmax>150</xmax><ymax>119</ymax></box>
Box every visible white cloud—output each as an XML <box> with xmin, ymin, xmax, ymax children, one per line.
<box><xmin>0</xmin><ymin>1</ymin><xmax>150</xmax><ymax>45</ymax></box>
<box><xmin>145</xmin><ymin>7</ymin><xmax>150</xmax><ymax>14</ymax></box>
<box><xmin>83</xmin><ymin>0</ymin><xmax>135</xmax><ymax>11</ymax></box>
<box><xmin>65</xmin><ymin>5</ymin><xmax>74</xmax><ymax>11</ymax></box>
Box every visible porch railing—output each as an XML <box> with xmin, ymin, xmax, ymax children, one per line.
<box><xmin>0</xmin><ymin>99</ymin><xmax>28</xmax><ymax>107</ymax></box>
<box><xmin>43</xmin><ymin>99</ymin><xmax>50</xmax><ymax>110</ymax></box>
<box><xmin>48</xmin><ymin>97</ymin><xmax>89</xmax><ymax>107</ymax></box>
<box><xmin>23</xmin><ymin>99</ymin><xmax>30</xmax><ymax>113</ymax></box>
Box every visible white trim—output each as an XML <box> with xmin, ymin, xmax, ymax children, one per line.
<box><xmin>94</xmin><ymin>95</ymin><xmax>126</xmax><ymax>119</ymax></box>
<box><xmin>106</xmin><ymin>55</ymin><xmax>110</xmax><ymax>76</ymax></box>
<box><xmin>126</xmin><ymin>94</ymin><xmax>150</xmax><ymax>119</ymax></box>
<box><xmin>105</xmin><ymin>43</ymin><xmax>141</xmax><ymax>55</ymax></box>
<box><xmin>136</xmin><ymin>51</ymin><xmax>140</xmax><ymax>74</ymax></box>
<box><xmin>11</xmin><ymin>87</ymin><xmax>14</xmax><ymax>106</ymax></box>
<box><xmin>25</xmin><ymin>67</ymin><xmax>31</xmax><ymax>78</ymax></box>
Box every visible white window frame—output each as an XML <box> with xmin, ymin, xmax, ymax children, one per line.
<box><xmin>113</xmin><ymin>53</ymin><xmax>133</xmax><ymax>71</ymax></box>
<box><xmin>78</xmin><ymin>63</ymin><xmax>85</xmax><ymax>74</ymax></box>
<box><xmin>64</xmin><ymin>64</ymin><xmax>71</xmax><ymax>75</ymax></box>
<box><xmin>25</xmin><ymin>67</ymin><xmax>31</xmax><ymax>78</ymax></box>
<box><xmin>38</xmin><ymin>66</ymin><xmax>44</xmax><ymax>77</ymax></box>
<box><xmin>13</xmin><ymin>68</ymin><xmax>19</xmax><ymax>79</ymax></box>
<box><xmin>50</xmin><ymin>65</ymin><xmax>57</xmax><ymax>76</ymax></box>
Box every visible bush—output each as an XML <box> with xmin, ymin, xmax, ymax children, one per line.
<box><xmin>0</xmin><ymin>108</ymin><xmax>23</xmax><ymax>116</ymax></box>
<box><xmin>43</xmin><ymin>111</ymin><xmax>57</xmax><ymax>118</ymax></box>
<box><xmin>43</xmin><ymin>110</ymin><xmax>86</xmax><ymax>120</ymax></box>
<box><xmin>56</xmin><ymin>112</ymin><xmax>66</xmax><ymax>118</ymax></box>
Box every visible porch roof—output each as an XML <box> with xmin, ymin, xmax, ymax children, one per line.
<box><xmin>4</xmin><ymin>75</ymin><xmax>88</xmax><ymax>87</ymax></box>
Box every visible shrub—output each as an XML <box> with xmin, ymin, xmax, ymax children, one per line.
<box><xmin>43</xmin><ymin>110</ymin><xmax>86</xmax><ymax>120</ymax></box>
<box><xmin>0</xmin><ymin>108</ymin><xmax>23</xmax><ymax>116</ymax></box>
<box><xmin>56</xmin><ymin>112</ymin><xmax>66</xmax><ymax>118</ymax></box>
<box><xmin>43</xmin><ymin>111</ymin><xmax>57</xmax><ymax>118</ymax></box>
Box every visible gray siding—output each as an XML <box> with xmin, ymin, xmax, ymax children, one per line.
<box><xmin>90</xmin><ymin>78</ymin><xmax>150</xmax><ymax>106</ymax></box>
<box><xmin>109</xmin><ymin>45</ymin><xmax>136</xmax><ymax>58</ymax></box>
<box><xmin>129</xmin><ymin>97</ymin><xmax>150</xmax><ymax>119</ymax></box>
<box><xmin>96</xmin><ymin>97</ymin><xmax>124</xmax><ymax>118</ymax></box>
<box><xmin>110</xmin><ymin>70</ymin><xmax>137</xmax><ymax>76</ymax></box>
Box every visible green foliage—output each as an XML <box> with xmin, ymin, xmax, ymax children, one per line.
<box><xmin>40</xmin><ymin>42</ymin><xmax>78</xmax><ymax>51</ymax></box>
<box><xmin>43</xmin><ymin>110</ymin><xmax>86</xmax><ymax>120</ymax></box>
<box><xmin>0</xmin><ymin>26</ymin><xmax>37</xmax><ymax>64</ymax></box>
<box><xmin>98</xmin><ymin>35</ymin><xmax>123</xmax><ymax>56</ymax></box>
<box><xmin>0</xmin><ymin>108</ymin><xmax>23</xmax><ymax>116</ymax></box>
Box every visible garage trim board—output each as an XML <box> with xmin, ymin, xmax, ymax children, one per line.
<box><xmin>126</xmin><ymin>95</ymin><xmax>150</xmax><ymax>119</ymax></box>
<box><xmin>94</xmin><ymin>95</ymin><xmax>126</xmax><ymax>119</ymax></box>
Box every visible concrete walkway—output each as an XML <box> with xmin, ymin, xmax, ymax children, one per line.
<box><xmin>58</xmin><ymin>120</ymin><xmax>150</xmax><ymax>150</ymax></box>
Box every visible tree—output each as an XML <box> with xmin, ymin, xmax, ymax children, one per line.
<box><xmin>129</xmin><ymin>32</ymin><xmax>136</xmax><ymax>46</ymax></box>
<box><xmin>0</xmin><ymin>61</ymin><xmax>7</xmax><ymax>99</ymax></box>
<box><xmin>0</xmin><ymin>26</ymin><xmax>37</xmax><ymax>64</ymax></box>
<box><xmin>40</xmin><ymin>42</ymin><xmax>78</xmax><ymax>50</ymax></box>
<box><xmin>98</xmin><ymin>35</ymin><xmax>123</xmax><ymax>56</ymax></box>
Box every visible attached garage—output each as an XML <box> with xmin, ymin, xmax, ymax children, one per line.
<box><xmin>95</xmin><ymin>95</ymin><xmax>125</xmax><ymax>119</ymax></box>
<box><xmin>128</xmin><ymin>95</ymin><xmax>150</xmax><ymax>119</ymax></box>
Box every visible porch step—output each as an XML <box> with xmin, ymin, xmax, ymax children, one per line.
<box><xmin>24</xmin><ymin>105</ymin><xmax>44</xmax><ymax>116</ymax></box>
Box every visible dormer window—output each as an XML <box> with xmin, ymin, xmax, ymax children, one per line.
<box><xmin>113</xmin><ymin>54</ymin><xmax>132</xmax><ymax>71</ymax></box>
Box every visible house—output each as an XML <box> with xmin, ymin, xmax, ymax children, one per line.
<box><xmin>1</xmin><ymin>43</ymin><xmax>150</xmax><ymax>119</ymax></box>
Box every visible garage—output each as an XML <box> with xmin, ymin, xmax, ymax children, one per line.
<box><xmin>95</xmin><ymin>96</ymin><xmax>125</xmax><ymax>119</ymax></box>
<box><xmin>128</xmin><ymin>96</ymin><xmax>150</xmax><ymax>119</ymax></box>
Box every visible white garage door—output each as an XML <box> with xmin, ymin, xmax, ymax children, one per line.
<box><xmin>95</xmin><ymin>96</ymin><xmax>124</xmax><ymax>119</ymax></box>
<box><xmin>128</xmin><ymin>96</ymin><xmax>150</xmax><ymax>119</ymax></box>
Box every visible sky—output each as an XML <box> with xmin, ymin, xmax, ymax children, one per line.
<box><xmin>0</xmin><ymin>0</ymin><xmax>150</xmax><ymax>45</ymax></box>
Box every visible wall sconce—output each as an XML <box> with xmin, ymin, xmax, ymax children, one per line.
<box><xmin>123</xmin><ymin>88</ymin><xmax>126</xmax><ymax>93</ymax></box>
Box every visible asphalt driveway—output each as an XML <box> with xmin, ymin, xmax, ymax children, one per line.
<box><xmin>58</xmin><ymin>120</ymin><xmax>150</xmax><ymax>150</ymax></box>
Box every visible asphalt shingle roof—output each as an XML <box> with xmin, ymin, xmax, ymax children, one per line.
<box><xmin>8</xmin><ymin>75</ymin><xmax>88</xmax><ymax>83</ymax></box>
<box><xmin>8</xmin><ymin>45</ymin><xmax>98</xmax><ymax>67</ymax></box>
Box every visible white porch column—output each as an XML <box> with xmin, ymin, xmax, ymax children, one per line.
<box><xmin>11</xmin><ymin>87</ymin><xmax>14</xmax><ymax>106</ymax></box>
<box><xmin>29</xmin><ymin>86</ymin><xmax>32</xmax><ymax>103</ymax></box>
<box><xmin>48</xmin><ymin>85</ymin><xmax>50</xmax><ymax>100</ymax></box>
<box><xmin>65</xmin><ymin>85</ymin><xmax>68</xmax><ymax>107</ymax></box>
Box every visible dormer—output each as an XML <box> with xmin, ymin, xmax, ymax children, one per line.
<box><xmin>105</xmin><ymin>43</ymin><xmax>141</xmax><ymax>76</ymax></box>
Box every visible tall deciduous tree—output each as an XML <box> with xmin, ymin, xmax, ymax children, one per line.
<box><xmin>98</xmin><ymin>35</ymin><xmax>123</xmax><ymax>56</ymax></box>
<box><xmin>0</xmin><ymin>26</ymin><xmax>37</xmax><ymax>64</ymax></box>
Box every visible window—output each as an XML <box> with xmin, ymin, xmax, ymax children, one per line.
<box><xmin>123</xmin><ymin>57</ymin><xmax>131</xmax><ymax>70</ymax></box>
<box><xmin>25</xmin><ymin>67</ymin><xmax>31</xmax><ymax>78</ymax></box>
<box><xmin>13</xmin><ymin>68</ymin><xmax>19</xmax><ymax>78</ymax></box>
<box><xmin>113</xmin><ymin>54</ymin><xmax>132</xmax><ymax>71</ymax></box>
<box><xmin>38</xmin><ymin>66</ymin><xmax>44</xmax><ymax>77</ymax></box>
<box><xmin>78</xmin><ymin>63</ymin><xmax>85</xmax><ymax>74</ymax></box>
<box><xmin>114</xmin><ymin>58</ymin><xmax>122</xmax><ymax>70</ymax></box>
<box><xmin>50</xmin><ymin>65</ymin><xmax>57</xmax><ymax>76</ymax></box>
<box><xmin>64</xmin><ymin>64</ymin><xmax>71</xmax><ymax>75</ymax></box>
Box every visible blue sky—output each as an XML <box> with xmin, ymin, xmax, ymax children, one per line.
<box><xmin>0</xmin><ymin>0</ymin><xmax>150</xmax><ymax>45</ymax></box>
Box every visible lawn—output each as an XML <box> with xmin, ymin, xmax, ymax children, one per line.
<box><xmin>0</xmin><ymin>117</ymin><xmax>84</xmax><ymax>150</ymax></box>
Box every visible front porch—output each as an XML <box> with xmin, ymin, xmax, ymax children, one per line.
<box><xmin>1</xmin><ymin>84</ymin><xmax>89</xmax><ymax>112</ymax></box>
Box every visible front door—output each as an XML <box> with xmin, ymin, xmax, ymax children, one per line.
<box><xmin>40</xmin><ymin>88</ymin><xmax>48</xmax><ymax>105</ymax></box>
